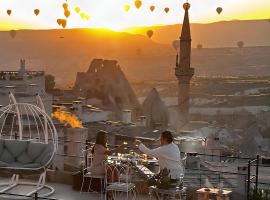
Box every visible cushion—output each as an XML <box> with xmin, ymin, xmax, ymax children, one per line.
<box><xmin>0</xmin><ymin>149</ymin><xmax>15</xmax><ymax>163</ymax></box>
<box><xmin>0</xmin><ymin>160</ymin><xmax>8</xmax><ymax>167</ymax></box>
<box><xmin>35</xmin><ymin>144</ymin><xmax>54</xmax><ymax>166</ymax></box>
<box><xmin>0</xmin><ymin>139</ymin><xmax>55</xmax><ymax>169</ymax></box>
<box><xmin>23</xmin><ymin>163</ymin><xmax>41</xmax><ymax>168</ymax></box>
<box><xmin>41</xmin><ymin>144</ymin><xmax>54</xmax><ymax>166</ymax></box>
<box><xmin>0</xmin><ymin>140</ymin><xmax>4</xmax><ymax>157</ymax></box>
<box><xmin>27</xmin><ymin>142</ymin><xmax>46</xmax><ymax>160</ymax></box>
<box><xmin>4</xmin><ymin>140</ymin><xmax>28</xmax><ymax>157</ymax></box>
<box><xmin>10</xmin><ymin>162</ymin><xmax>24</xmax><ymax>168</ymax></box>
<box><xmin>17</xmin><ymin>152</ymin><xmax>33</xmax><ymax>164</ymax></box>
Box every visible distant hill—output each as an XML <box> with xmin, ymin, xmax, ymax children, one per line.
<box><xmin>125</xmin><ymin>19</ymin><xmax>270</xmax><ymax>47</ymax></box>
<box><xmin>0</xmin><ymin>20</ymin><xmax>269</xmax><ymax>87</ymax></box>
<box><xmin>0</xmin><ymin>28</ymin><xmax>170</xmax><ymax>86</ymax></box>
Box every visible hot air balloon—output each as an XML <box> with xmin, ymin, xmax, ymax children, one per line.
<box><xmin>216</xmin><ymin>7</ymin><xmax>223</xmax><ymax>15</ymax></box>
<box><xmin>135</xmin><ymin>0</ymin><xmax>142</xmax><ymax>9</ymax></box>
<box><xmin>75</xmin><ymin>7</ymin><xmax>80</xmax><ymax>13</ymax></box>
<box><xmin>56</xmin><ymin>19</ymin><xmax>67</xmax><ymax>28</ymax></box>
<box><xmin>80</xmin><ymin>12</ymin><xmax>89</xmax><ymax>20</ymax></box>
<box><xmin>237</xmin><ymin>41</ymin><xmax>244</xmax><ymax>48</ymax></box>
<box><xmin>7</xmin><ymin>10</ymin><xmax>12</xmax><ymax>16</ymax></box>
<box><xmin>34</xmin><ymin>9</ymin><xmax>40</xmax><ymax>16</ymax></box>
<box><xmin>150</xmin><ymin>6</ymin><xmax>155</xmax><ymax>12</ymax></box>
<box><xmin>64</xmin><ymin>10</ymin><xmax>70</xmax><ymax>18</ymax></box>
<box><xmin>172</xmin><ymin>40</ymin><xmax>180</xmax><ymax>50</ymax></box>
<box><xmin>61</xmin><ymin>19</ymin><xmax>67</xmax><ymax>28</ymax></box>
<box><xmin>62</xmin><ymin>3</ymin><xmax>68</xmax><ymax>10</ymax></box>
<box><xmin>146</xmin><ymin>30</ymin><xmax>153</xmax><ymax>39</ymax></box>
<box><xmin>197</xmin><ymin>44</ymin><xmax>203</xmax><ymax>49</ymax></box>
<box><xmin>9</xmin><ymin>30</ymin><xmax>16</xmax><ymax>38</ymax></box>
<box><xmin>80</xmin><ymin>12</ymin><xmax>86</xmax><ymax>19</ymax></box>
<box><xmin>80</xmin><ymin>13</ymin><xmax>85</xmax><ymax>19</ymax></box>
<box><xmin>124</xmin><ymin>5</ymin><xmax>130</xmax><ymax>12</ymax></box>
<box><xmin>85</xmin><ymin>14</ymin><xmax>90</xmax><ymax>21</ymax></box>
<box><xmin>57</xmin><ymin>19</ymin><xmax>62</xmax><ymax>26</ymax></box>
<box><xmin>136</xmin><ymin>48</ymin><xmax>142</xmax><ymax>56</ymax></box>
<box><xmin>164</xmin><ymin>7</ymin><xmax>170</xmax><ymax>13</ymax></box>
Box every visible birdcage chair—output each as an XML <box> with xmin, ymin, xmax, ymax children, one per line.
<box><xmin>80</xmin><ymin>144</ymin><xmax>105</xmax><ymax>199</ymax></box>
<box><xmin>105</xmin><ymin>162</ymin><xmax>136</xmax><ymax>200</ymax></box>
<box><xmin>0</xmin><ymin>93</ymin><xmax>58</xmax><ymax>199</ymax></box>
<box><xmin>149</xmin><ymin>154</ymin><xmax>187</xmax><ymax>200</ymax></box>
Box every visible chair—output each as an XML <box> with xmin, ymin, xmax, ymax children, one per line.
<box><xmin>181</xmin><ymin>153</ymin><xmax>187</xmax><ymax>176</ymax></box>
<box><xmin>105</xmin><ymin>162</ymin><xmax>136</xmax><ymax>200</ymax></box>
<box><xmin>149</xmin><ymin>154</ymin><xmax>187</xmax><ymax>200</ymax></box>
<box><xmin>0</xmin><ymin>93</ymin><xmax>58</xmax><ymax>199</ymax></box>
<box><xmin>80</xmin><ymin>146</ymin><xmax>105</xmax><ymax>199</ymax></box>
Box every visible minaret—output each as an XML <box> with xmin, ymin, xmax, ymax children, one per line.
<box><xmin>175</xmin><ymin>2</ymin><xmax>194</xmax><ymax>122</ymax></box>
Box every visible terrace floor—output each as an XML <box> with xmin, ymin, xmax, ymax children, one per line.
<box><xmin>0</xmin><ymin>177</ymin><xmax>149</xmax><ymax>200</ymax></box>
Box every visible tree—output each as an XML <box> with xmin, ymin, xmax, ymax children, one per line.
<box><xmin>45</xmin><ymin>74</ymin><xmax>56</xmax><ymax>91</ymax></box>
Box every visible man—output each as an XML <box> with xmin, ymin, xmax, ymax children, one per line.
<box><xmin>134</xmin><ymin>131</ymin><xmax>183</xmax><ymax>180</ymax></box>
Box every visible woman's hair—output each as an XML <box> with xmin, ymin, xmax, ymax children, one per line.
<box><xmin>95</xmin><ymin>130</ymin><xmax>108</xmax><ymax>147</ymax></box>
<box><xmin>92</xmin><ymin>130</ymin><xmax>108</xmax><ymax>154</ymax></box>
<box><xmin>161</xmin><ymin>131</ymin><xmax>173</xmax><ymax>143</ymax></box>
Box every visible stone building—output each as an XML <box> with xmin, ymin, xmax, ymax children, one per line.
<box><xmin>142</xmin><ymin>88</ymin><xmax>169</xmax><ymax>129</ymax></box>
<box><xmin>0</xmin><ymin>59</ymin><xmax>52</xmax><ymax>114</ymax></box>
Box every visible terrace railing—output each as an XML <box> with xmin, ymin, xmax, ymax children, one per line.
<box><xmin>1</xmin><ymin>136</ymin><xmax>269</xmax><ymax>199</ymax></box>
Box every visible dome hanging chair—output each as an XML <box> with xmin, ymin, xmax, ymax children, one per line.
<box><xmin>0</xmin><ymin>93</ymin><xmax>58</xmax><ymax>199</ymax></box>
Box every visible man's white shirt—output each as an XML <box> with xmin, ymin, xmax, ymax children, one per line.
<box><xmin>138</xmin><ymin>143</ymin><xmax>183</xmax><ymax>179</ymax></box>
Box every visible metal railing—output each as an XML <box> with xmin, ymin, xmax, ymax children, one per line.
<box><xmin>247</xmin><ymin>155</ymin><xmax>260</xmax><ymax>200</ymax></box>
<box><xmin>1</xmin><ymin>136</ymin><xmax>270</xmax><ymax>199</ymax></box>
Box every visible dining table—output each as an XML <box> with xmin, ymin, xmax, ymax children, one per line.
<box><xmin>196</xmin><ymin>188</ymin><xmax>232</xmax><ymax>200</ymax></box>
<box><xmin>107</xmin><ymin>153</ymin><xmax>159</xmax><ymax>178</ymax></box>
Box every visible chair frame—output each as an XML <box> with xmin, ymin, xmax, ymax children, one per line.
<box><xmin>149</xmin><ymin>154</ymin><xmax>187</xmax><ymax>200</ymax></box>
<box><xmin>105</xmin><ymin>162</ymin><xmax>136</xmax><ymax>200</ymax></box>
<box><xmin>80</xmin><ymin>146</ymin><xmax>105</xmax><ymax>199</ymax></box>
<box><xmin>81</xmin><ymin>155</ymin><xmax>105</xmax><ymax>199</ymax></box>
<box><xmin>80</xmin><ymin>167</ymin><xmax>105</xmax><ymax>199</ymax></box>
<box><xmin>0</xmin><ymin>93</ymin><xmax>58</xmax><ymax>199</ymax></box>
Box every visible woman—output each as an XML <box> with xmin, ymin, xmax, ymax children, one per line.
<box><xmin>89</xmin><ymin>130</ymin><xmax>126</xmax><ymax>176</ymax></box>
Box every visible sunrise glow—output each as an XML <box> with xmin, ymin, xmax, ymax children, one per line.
<box><xmin>0</xmin><ymin>0</ymin><xmax>269</xmax><ymax>31</ymax></box>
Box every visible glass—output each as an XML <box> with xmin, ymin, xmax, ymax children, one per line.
<box><xmin>117</xmin><ymin>153</ymin><xmax>121</xmax><ymax>160</ymax></box>
<box><xmin>143</xmin><ymin>154</ymin><xmax>148</xmax><ymax>161</ymax></box>
<box><xmin>123</xmin><ymin>141</ymin><xmax>128</xmax><ymax>150</ymax></box>
<box><xmin>179</xmin><ymin>173</ymin><xmax>184</xmax><ymax>188</ymax></box>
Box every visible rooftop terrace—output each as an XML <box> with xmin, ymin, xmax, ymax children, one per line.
<box><xmin>0</xmin><ymin>71</ymin><xmax>45</xmax><ymax>81</ymax></box>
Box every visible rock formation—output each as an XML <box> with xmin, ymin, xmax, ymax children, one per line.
<box><xmin>142</xmin><ymin>88</ymin><xmax>169</xmax><ymax>129</ymax></box>
<box><xmin>73</xmin><ymin>59</ymin><xmax>141</xmax><ymax>119</ymax></box>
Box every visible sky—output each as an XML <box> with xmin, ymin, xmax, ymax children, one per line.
<box><xmin>0</xmin><ymin>0</ymin><xmax>269</xmax><ymax>31</ymax></box>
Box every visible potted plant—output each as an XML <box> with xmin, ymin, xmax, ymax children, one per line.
<box><xmin>249</xmin><ymin>189</ymin><xmax>269</xmax><ymax>200</ymax></box>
